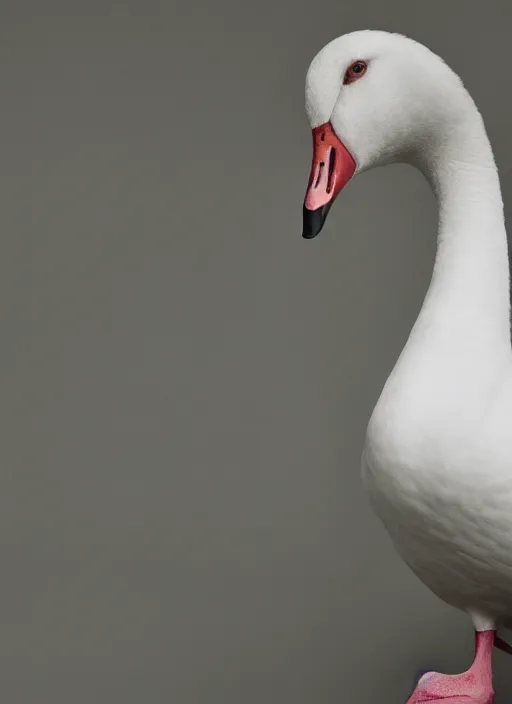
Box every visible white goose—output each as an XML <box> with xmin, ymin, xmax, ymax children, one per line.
<box><xmin>301</xmin><ymin>30</ymin><xmax>512</xmax><ymax>703</ymax></box>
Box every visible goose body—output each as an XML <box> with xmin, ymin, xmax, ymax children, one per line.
<box><xmin>364</xmin><ymin>346</ymin><xmax>512</xmax><ymax>630</ymax></box>
<box><xmin>301</xmin><ymin>30</ymin><xmax>512</xmax><ymax>701</ymax></box>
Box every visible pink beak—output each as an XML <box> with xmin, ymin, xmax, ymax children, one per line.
<box><xmin>302</xmin><ymin>122</ymin><xmax>356</xmax><ymax>239</ymax></box>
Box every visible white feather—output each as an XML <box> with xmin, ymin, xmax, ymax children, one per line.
<box><xmin>306</xmin><ymin>30</ymin><xmax>512</xmax><ymax>631</ymax></box>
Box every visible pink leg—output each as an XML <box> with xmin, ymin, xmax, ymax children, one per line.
<box><xmin>406</xmin><ymin>630</ymin><xmax>495</xmax><ymax>704</ymax></box>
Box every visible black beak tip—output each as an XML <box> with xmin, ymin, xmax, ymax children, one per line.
<box><xmin>302</xmin><ymin>203</ymin><xmax>332</xmax><ymax>239</ymax></box>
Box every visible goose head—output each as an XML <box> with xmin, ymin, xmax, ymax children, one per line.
<box><xmin>302</xmin><ymin>30</ymin><xmax>476</xmax><ymax>238</ymax></box>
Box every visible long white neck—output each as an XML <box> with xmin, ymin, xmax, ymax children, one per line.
<box><xmin>420</xmin><ymin>117</ymin><xmax>509</xmax><ymax>344</ymax></box>
<box><xmin>401</xmin><ymin>110</ymin><xmax>510</xmax><ymax>374</ymax></box>
<box><xmin>379</xmin><ymin>106</ymin><xmax>511</xmax><ymax>421</ymax></box>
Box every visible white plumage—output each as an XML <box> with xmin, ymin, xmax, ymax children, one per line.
<box><xmin>304</xmin><ymin>30</ymin><xmax>512</xmax><ymax>640</ymax></box>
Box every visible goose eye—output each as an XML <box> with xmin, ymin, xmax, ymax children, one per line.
<box><xmin>344</xmin><ymin>60</ymin><xmax>368</xmax><ymax>84</ymax></box>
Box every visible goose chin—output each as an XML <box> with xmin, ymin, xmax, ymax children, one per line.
<box><xmin>302</xmin><ymin>122</ymin><xmax>356</xmax><ymax>239</ymax></box>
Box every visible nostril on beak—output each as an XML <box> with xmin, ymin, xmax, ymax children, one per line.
<box><xmin>327</xmin><ymin>148</ymin><xmax>336</xmax><ymax>193</ymax></box>
<box><xmin>314</xmin><ymin>161</ymin><xmax>325</xmax><ymax>188</ymax></box>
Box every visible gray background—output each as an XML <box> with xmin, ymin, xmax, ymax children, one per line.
<box><xmin>4</xmin><ymin>0</ymin><xmax>510</xmax><ymax>701</ymax></box>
